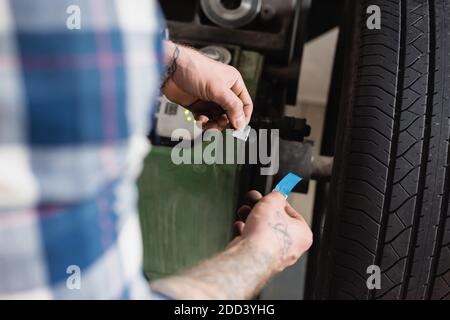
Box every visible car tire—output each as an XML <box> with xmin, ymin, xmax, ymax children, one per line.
<box><xmin>317</xmin><ymin>0</ymin><xmax>450</xmax><ymax>299</ymax></box>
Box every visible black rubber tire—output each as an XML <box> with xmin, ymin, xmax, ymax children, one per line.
<box><xmin>317</xmin><ymin>0</ymin><xmax>450</xmax><ymax>299</ymax></box>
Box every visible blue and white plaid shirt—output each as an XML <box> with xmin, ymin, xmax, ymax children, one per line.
<box><xmin>0</xmin><ymin>0</ymin><xmax>166</xmax><ymax>299</ymax></box>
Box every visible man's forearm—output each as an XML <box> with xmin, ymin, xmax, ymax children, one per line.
<box><xmin>150</xmin><ymin>239</ymin><xmax>276</xmax><ymax>300</ymax></box>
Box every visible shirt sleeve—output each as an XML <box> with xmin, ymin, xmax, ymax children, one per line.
<box><xmin>0</xmin><ymin>0</ymin><xmax>165</xmax><ymax>299</ymax></box>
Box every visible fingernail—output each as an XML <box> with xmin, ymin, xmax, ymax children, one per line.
<box><xmin>236</xmin><ymin>115</ymin><xmax>246</xmax><ymax>129</ymax></box>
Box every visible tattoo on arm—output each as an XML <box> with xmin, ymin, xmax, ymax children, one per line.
<box><xmin>269</xmin><ymin>210</ymin><xmax>292</xmax><ymax>259</ymax></box>
<box><xmin>269</xmin><ymin>222</ymin><xmax>292</xmax><ymax>259</ymax></box>
<box><xmin>161</xmin><ymin>45</ymin><xmax>180</xmax><ymax>90</ymax></box>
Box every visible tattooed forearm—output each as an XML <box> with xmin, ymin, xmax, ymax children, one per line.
<box><xmin>161</xmin><ymin>44</ymin><xmax>180</xmax><ymax>90</ymax></box>
<box><xmin>150</xmin><ymin>240</ymin><xmax>275</xmax><ymax>300</ymax></box>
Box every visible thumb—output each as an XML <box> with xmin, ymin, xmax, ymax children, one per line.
<box><xmin>210</xmin><ymin>86</ymin><xmax>246</xmax><ymax>129</ymax></box>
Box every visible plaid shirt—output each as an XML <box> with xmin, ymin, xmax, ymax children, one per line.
<box><xmin>0</xmin><ymin>0</ymin><xmax>166</xmax><ymax>299</ymax></box>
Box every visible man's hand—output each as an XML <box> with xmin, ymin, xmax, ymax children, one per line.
<box><xmin>233</xmin><ymin>190</ymin><xmax>313</xmax><ymax>273</ymax></box>
<box><xmin>150</xmin><ymin>190</ymin><xmax>312</xmax><ymax>300</ymax></box>
<box><xmin>162</xmin><ymin>41</ymin><xmax>253</xmax><ymax>131</ymax></box>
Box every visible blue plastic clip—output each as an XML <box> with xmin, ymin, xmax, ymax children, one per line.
<box><xmin>273</xmin><ymin>173</ymin><xmax>302</xmax><ymax>198</ymax></box>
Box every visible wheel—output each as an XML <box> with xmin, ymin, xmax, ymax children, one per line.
<box><xmin>317</xmin><ymin>0</ymin><xmax>450</xmax><ymax>299</ymax></box>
